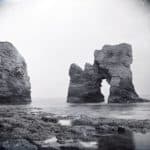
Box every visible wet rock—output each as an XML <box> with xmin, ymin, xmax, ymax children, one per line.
<box><xmin>34</xmin><ymin>137</ymin><xmax>60</xmax><ymax>150</ymax></box>
<box><xmin>118</xmin><ymin>126</ymin><xmax>126</xmax><ymax>134</ymax></box>
<box><xmin>0</xmin><ymin>139</ymin><xmax>37</xmax><ymax>150</ymax></box>
<box><xmin>0</xmin><ymin>123</ymin><xmax>12</xmax><ymax>131</ymax></box>
<box><xmin>42</xmin><ymin>116</ymin><xmax>58</xmax><ymax>123</ymax></box>
<box><xmin>60</xmin><ymin>144</ymin><xmax>81</xmax><ymax>150</ymax></box>
<box><xmin>96</xmin><ymin>125</ymin><xmax>117</xmax><ymax>133</ymax></box>
<box><xmin>0</xmin><ymin>42</ymin><xmax>31</xmax><ymax>103</ymax></box>
<box><xmin>72</xmin><ymin>116</ymin><xmax>99</xmax><ymax>126</ymax></box>
<box><xmin>67</xmin><ymin>43</ymin><xmax>148</xmax><ymax>103</ymax></box>
<box><xmin>98</xmin><ymin>133</ymin><xmax>135</xmax><ymax>150</ymax></box>
<box><xmin>71</xmin><ymin>126</ymin><xmax>97</xmax><ymax>141</ymax></box>
<box><xmin>67</xmin><ymin>63</ymin><xmax>104</xmax><ymax>103</ymax></box>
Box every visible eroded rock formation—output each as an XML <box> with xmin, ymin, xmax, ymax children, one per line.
<box><xmin>0</xmin><ymin>42</ymin><xmax>31</xmax><ymax>103</ymax></box>
<box><xmin>67</xmin><ymin>43</ymin><xmax>146</xmax><ymax>103</ymax></box>
<box><xmin>67</xmin><ymin>63</ymin><xmax>104</xmax><ymax>103</ymax></box>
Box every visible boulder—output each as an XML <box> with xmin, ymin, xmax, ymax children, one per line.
<box><xmin>0</xmin><ymin>42</ymin><xmax>31</xmax><ymax>103</ymax></box>
<box><xmin>67</xmin><ymin>43</ymin><xmax>147</xmax><ymax>103</ymax></box>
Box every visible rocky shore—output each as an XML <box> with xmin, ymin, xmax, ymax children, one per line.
<box><xmin>0</xmin><ymin>105</ymin><xmax>150</xmax><ymax>150</ymax></box>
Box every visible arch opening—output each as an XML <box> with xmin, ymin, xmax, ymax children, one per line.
<box><xmin>101</xmin><ymin>79</ymin><xmax>110</xmax><ymax>104</ymax></box>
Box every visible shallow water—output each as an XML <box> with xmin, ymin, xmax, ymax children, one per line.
<box><xmin>42</xmin><ymin>133</ymin><xmax>150</xmax><ymax>150</ymax></box>
<box><xmin>44</xmin><ymin>137</ymin><xmax>57</xmax><ymax>144</ymax></box>
<box><xmin>79</xmin><ymin>141</ymin><xmax>98</xmax><ymax>149</ymax></box>
<box><xmin>58</xmin><ymin>119</ymin><xmax>72</xmax><ymax>126</ymax></box>
<box><xmin>31</xmin><ymin>97</ymin><xmax>150</xmax><ymax>120</ymax></box>
<box><xmin>134</xmin><ymin>133</ymin><xmax>150</xmax><ymax>150</ymax></box>
<box><xmin>79</xmin><ymin>132</ymin><xmax>150</xmax><ymax>150</ymax></box>
<box><xmin>97</xmin><ymin>132</ymin><xmax>150</xmax><ymax>150</ymax></box>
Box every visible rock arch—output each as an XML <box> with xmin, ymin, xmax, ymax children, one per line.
<box><xmin>67</xmin><ymin>43</ymin><xmax>147</xmax><ymax>103</ymax></box>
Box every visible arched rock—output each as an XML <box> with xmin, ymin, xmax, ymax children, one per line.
<box><xmin>67</xmin><ymin>43</ymin><xmax>147</xmax><ymax>103</ymax></box>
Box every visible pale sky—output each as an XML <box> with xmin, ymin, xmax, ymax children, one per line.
<box><xmin>0</xmin><ymin>0</ymin><xmax>150</xmax><ymax>99</ymax></box>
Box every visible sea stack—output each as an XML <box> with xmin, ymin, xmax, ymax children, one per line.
<box><xmin>0</xmin><ymin>42</ymin><xmax>31</xmax><ymax>103</ymax></box>
<box><xmin>67</xmin><ymin>43</ymin><xmax>147</xmax><ymax>103</ymax></box>
<box><xmin>67</xmin><ymin>63</ymin><xmax>104</xmax><ymax>103</ymax></box>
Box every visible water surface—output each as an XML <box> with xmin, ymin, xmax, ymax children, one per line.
<box><xmin>31</xmin><ymin>98</ymin><xmax>150</xmax><ymax>120</ymax></box>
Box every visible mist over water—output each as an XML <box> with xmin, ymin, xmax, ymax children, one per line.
<box><xmin>30</xmin><ymin>97</ymin><xmax>150</xmax><ymax>120</ymax></box>
<box><xmin>0</xmin><ymin>0</ymin><xmax>150</xmax><ymax>99</ymax></box>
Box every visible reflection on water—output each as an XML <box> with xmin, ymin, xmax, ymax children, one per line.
<box><xmin>98</xmin><ymin>132</ymin><xmax>135</xmax><ymax>150</ymax></box>
<box><xmin>31</xmin><ymin>98</ymin><xmax>150</xmax><ymax>120</ymax></box>
<box><xmin>42</xmin><ymin>132</ymin><xmax>150</xmax><ymax>150</ymax></box>
<box><xmin>58</xmin><ymin>119</ymin><xmax>72</xmax><ymax>126</ymax></box>
<box><xmin>134</xmin><ymin>132</ymin><xmax>150</xmax><ymax>150</ymax></box>
<box><xmin>44</xmin><ymin>137</ymin><xmax>57</xmax><ymax>144</ymax></box>
<box><xmin>97</xmin><ymin>132</ymin><xmax>150</xmax><ymax>150</ymax></box>
<box><xmin>79</xmin><ymin>141</ymin><xmax>98</xmax><ymax>149</ymax></box>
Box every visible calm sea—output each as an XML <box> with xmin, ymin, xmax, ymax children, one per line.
<box><xmin>31</xmin><ymin>96</ymin><xmax>150</xmax><ymax>120</ymax></box>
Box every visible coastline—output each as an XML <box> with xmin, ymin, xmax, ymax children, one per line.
<box><xmin>0</xmin><ymin>105</ymin><xmax>150</xmax><ymax>150</ymax></box>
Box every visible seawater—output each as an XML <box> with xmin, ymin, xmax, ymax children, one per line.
<box><xmin>31</xmin><ymin>97</ymin><xmax>150</xmax><ymax>120</ymax></box>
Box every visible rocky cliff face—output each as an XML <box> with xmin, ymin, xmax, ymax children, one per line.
<box><xmin>67</xmin><ymin>43</ymin><xmax>147</xmax><ymax>103</ymax></box>
<box><xmin>0</xmin><ymin>42</ymin><xmax>31</xmax><ymax>103</ymax></box>
<box><xmin>67</xmin><ymin>63</ymin><xmax>104</xmax><ymax>103</ymax></box>
<box><xmin>94</xmin><ymin>43</ymin><xmax>140</xmax><ymax>103</ymax></box>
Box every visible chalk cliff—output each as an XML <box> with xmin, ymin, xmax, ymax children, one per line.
<box><xmin>0</xmin><ymin>42</ymin><xmax>31</xmax><ymax>103</ymax></box>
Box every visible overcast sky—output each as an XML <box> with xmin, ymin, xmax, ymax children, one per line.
<box><xmin>0</xmin><ymin>0</ymin><xmax>150</xmax><ymax>99</ymax></box>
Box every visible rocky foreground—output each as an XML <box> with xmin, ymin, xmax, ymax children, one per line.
<box><xmin>0</xmin><ymin>106</ymin><xmax>150</xmax><ymax>150</ymax></box>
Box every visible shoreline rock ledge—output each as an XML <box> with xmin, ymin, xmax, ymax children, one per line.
<box><xmin>67</xmin><ymin>43</ymin><xmax>148</xmax><ymax>103</ymax></box>
<box><xmin>0</xmin><ymin>42</ymin><xmax>31</xmax><ymax>103</ymax></box>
